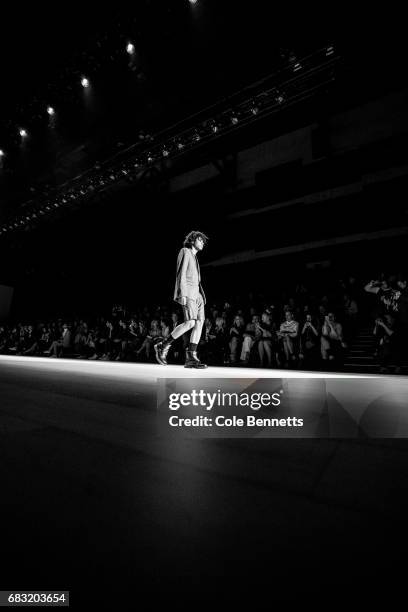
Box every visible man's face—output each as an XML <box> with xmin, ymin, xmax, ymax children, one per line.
<box><xmin>194</xmin><ymin>236</ymin><xmax>204</xmax><ymax>251</ymax></box>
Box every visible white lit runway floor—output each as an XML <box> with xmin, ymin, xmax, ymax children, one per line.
<box><xmin>1</xmin><ymin>355</ymin><xmax>408</xmax><ymax>603</ymax></box>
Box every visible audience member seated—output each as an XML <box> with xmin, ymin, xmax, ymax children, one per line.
<box><xmin>373</xmin><ymin>314</ymin><xmax>400</xmax><ymax>373</ymax></box>
<box><xmin>321</xmin><ymin>312</ymin><xmax>346</xmax><ymax>365</ymax></box>
<box><xmin>240</xmin><ymin>314</ymin><xmax>261</xmax><ymax>365</ymax></box>
<box><xmin>257</xmin><ymin>311</ymin><xmax>278</xmax><ymax>368</ymax></box>
<box><xmin>299</xmin><ymin>314</ymin><xmax>320</xmax><ymax>369</ymax></box>
<box><xmin>228</xmin><ymin>315</ymin><xmax>245</xmax><ymax>365</ymax></box>
<box><xmin>136</xmin><ymin>319</ymin><xmax>162</xmax><ymax>361</ymax></box>
<box><xmin>47</xmin><ymin>323</ymin><xmax>72</xmax><ymax>358</ymax></box>
<box><xmin>206</xmin><ymin>316</ymin><xmax>228</xmax><ymax>365</ymax></box>
<box><xmin>277</xmin><ymin>311</ymin><xmax>299</xmax><ymax>366</ymax></box>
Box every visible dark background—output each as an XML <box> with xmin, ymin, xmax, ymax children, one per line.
<box><xmin>0</xmin><ymin>5</ymin><xmax>407</xmax><ymax>319</ymax></box>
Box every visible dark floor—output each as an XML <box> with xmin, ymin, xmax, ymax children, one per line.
<box><xmin>0</xmin><ymin>357</ymin><xmax>407</xmax><ymax>605</ymax></box>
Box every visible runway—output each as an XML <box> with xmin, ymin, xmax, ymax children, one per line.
<box><xmin>1</xmin><ymin>356</ymin><xmax>408</xmax><ymax>604</ymax></box>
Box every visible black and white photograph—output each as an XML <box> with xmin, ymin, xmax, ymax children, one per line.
<box><xmin>0</xmin><ymin>3</ymin><xmax>407</xmax><ymax>606</ymax></box>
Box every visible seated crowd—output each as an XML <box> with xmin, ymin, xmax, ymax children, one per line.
<box><xmin>0</xmin><ymin>271</ymin><xmax>407</xmax><ymax>372</ymax></box>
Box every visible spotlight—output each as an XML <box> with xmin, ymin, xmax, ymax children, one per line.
<box><xmin>126</xmin><ymin>43</ymin><xmax>135</xmax><ymax>54</ymax></box>
<box><xmin>19</xmin><ymin>128</ymin><xmax>28</xmax><ymax>138</ymax></box>
<box><xmin>47</xmin><ymin>106</ymin><xmax>55</xmax><ymax>116</ymax></box>
<box><xmin>209</xmin><ymin>121</ymin><xmax>219</xmax><ymax>133</ymax></box>
<box><xmin>81</xmin><ymin>77</ymin><xmax>90</xmax><ymax>88</ymax></box>
<box><xmin>189</xmin><ymin>0</ymin><xmax>198</xmax><ymax>4</ymax></box>
<box><xmin>274</xmin><ymin>90</ymin><xmax>285</xmax><ymax>104</ymax></box>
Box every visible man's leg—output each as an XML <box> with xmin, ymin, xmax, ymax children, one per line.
<box><xmin>172</xmin><ymin>320</ymin><xmax>196</xmax><ymax>339</ymax></box>
<box><xmin>185</xmin><ymin>297</ymin><xmax>207</xmax><ymax>369</ymax></box>
<box><xmin>155</xmin><ymin>319</ymin><xmax>195</xmax><ymax>365</ymax></box>
<box><xmin>185</xmin><ymin>318</ymin><xmax>207</xmax><ymax>368</ymax></box>
<box><xmin>190</xmin><ymin>319</ymin><xmax>203</xmax><ymax>344</ymax></box>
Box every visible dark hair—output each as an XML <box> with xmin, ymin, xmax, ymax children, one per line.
<box><xmin>183</xmin><ymin>230</ymin><xmax>209</xmax><ymax>248</ymax></box>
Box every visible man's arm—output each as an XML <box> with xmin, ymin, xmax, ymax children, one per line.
<box><xmin>288</xmin><ymin>322</ymin><xmax>298</xmax><ymax>338</ymax></box>
<box><xmin>176</xmin><ymin>248</ymin><xmax>189</xmax><ymax>303</ymax></box>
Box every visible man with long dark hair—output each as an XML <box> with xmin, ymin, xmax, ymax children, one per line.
<box><xmin>155</xmin><ymin>230</ymin><xmax>209</xmax><ymax>368</ymax></box>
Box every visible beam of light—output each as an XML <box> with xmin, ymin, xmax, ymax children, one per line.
<box><xmin>47</xmin><ymin>106</ymin><xmax>55</xmax><ymax>116</ymax></box>
<box><xmin>19</xmin><ymin>128</ymin><xmax>28</xmax><ymax>138</ymax></box>
<box><xmin>81</xmin><ymin>77</ymin><xmax>90</xmax><ymax>88</ymax></box>
<box><xmin>126</xmin><ymin>42</ymin><xmax>135</xmax><ymax>54</ymax></box>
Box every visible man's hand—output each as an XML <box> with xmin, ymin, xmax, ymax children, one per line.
<box><xmin>180</xmin><ymin>296</ymin><xmax>187</xmax><ymax>306</ymax></box>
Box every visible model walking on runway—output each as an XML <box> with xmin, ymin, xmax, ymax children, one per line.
<box><xmin>155</xmin><ymin>230</ymin><xmax>208</xmax><ymax>368</ymax></box>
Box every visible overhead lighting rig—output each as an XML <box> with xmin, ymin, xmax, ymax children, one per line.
<box><xmin>0</xmin><ymin>45</ymin><xmax>339</xmax><ymax>238</ymax></box>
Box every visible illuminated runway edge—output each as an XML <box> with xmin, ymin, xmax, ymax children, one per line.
<box><xmin>1</xmin><ymin>355</ymin><xmax>408</xmax><ymax>602</ymax></box>
<box><xmin>0</xmin><ymin>353</ymin><xmax>377</xmax><ymax>379</ymax></box>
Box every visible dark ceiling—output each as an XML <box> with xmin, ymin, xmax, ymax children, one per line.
<box><xmin>0</xmin><ymin>3</ymin><xmax>406</xmax><ymax>213</ymax></box>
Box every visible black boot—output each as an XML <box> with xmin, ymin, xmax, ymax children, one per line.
<box><xmin>155</xmin><ymin>341</ymin><xmax>171</xmax><ymax>365</ymax></box>
<box><xmin>184</xmin><ymin>349</ymin><xmax>208</xmax><ymax>369</ymax></box>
